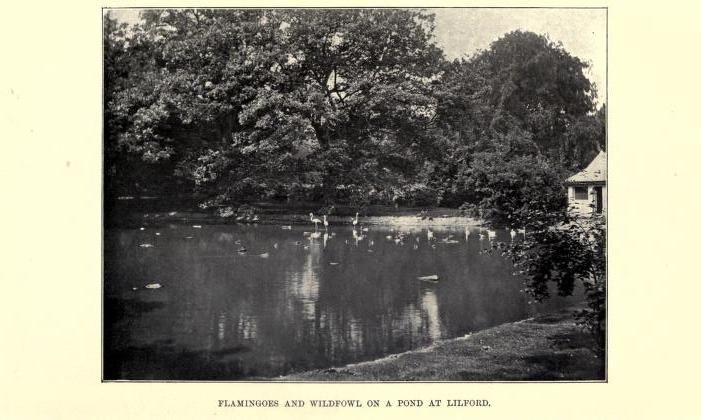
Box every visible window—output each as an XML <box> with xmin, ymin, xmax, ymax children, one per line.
<box><xmin>573</xmin><ymin>186</ymin><xmax>588</xmax><ymax>200</ymax></box>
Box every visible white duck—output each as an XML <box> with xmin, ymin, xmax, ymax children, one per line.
<box><xmin>487</xmin><ymin>229</ymin><xmax>497</xmax><ymax>241</ymax></box>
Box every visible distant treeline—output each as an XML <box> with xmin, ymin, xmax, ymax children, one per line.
<box><xmin>104</xmin><ymin>9</ymin><xmax>605</xmax><ymax>225</ymax></box>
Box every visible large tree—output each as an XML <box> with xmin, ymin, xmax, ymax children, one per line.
<box><xmin>104</xmin><ymin>10</ymin><xmax>283</xmax><ymax>197</ymax></box>
<box><xmin>469</xmin><ymin>30</ymin><xmax>599</xmax><ymax>166</ymax></box>
<box><xmin>421</xmin><ymin>31</ymin><xmax>604</xmax><ymax>213</ymax></box>
<box><xmin>104</xmin><ymin>12</ymin><xmax>605</xmax><ymax>210</ymax></box>
<box><xmin>104</xmin><ymin>9</ymin><xmax>445</xmax><ymax>206</ymax></box>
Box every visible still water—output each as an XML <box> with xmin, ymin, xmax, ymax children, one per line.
<box><xmin>104</xmin><ymin>223</ymin><xmax>578</xmax><ymax>380</ymax></box>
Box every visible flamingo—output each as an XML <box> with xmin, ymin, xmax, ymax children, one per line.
<box><xmin>309</xmin><ymin>213</ymin><xmax>322</xmax><ymax>231</ymax></box>
<box><xmin>323</xmin><ymin>215</ymin><xmax>329</xmax><ymax>231</ymax></box>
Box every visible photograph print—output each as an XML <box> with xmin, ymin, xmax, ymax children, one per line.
<box><xmin>103</xmin><ymin>7</ymin><xmax>607</xmax><ymax>381</ymax></box>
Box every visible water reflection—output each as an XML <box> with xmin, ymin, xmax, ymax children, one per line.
<box><xmin>104</xmin><ymin>223</ymin><xmax>579</xmax><ymax>380</ymax></box>
<box><xmin>421</xmin><ymin>288</ymin><xmax>444</xmax><ymax>341</ymax></box>
<box><xmin>287</xmin><ymin>237</ymin><xmax>321</xmax><ymax>322</ymax></box>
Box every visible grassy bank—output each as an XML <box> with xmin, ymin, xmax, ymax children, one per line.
<box><xmin>279</xmin><ymin>307</ymin><xmax>604</xmax><ymax>381</ymax></box>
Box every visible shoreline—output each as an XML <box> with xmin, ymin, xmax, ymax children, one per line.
<box><xmin>274</xmin><ymin>307</ymin><xmax>604</xmax><ymax>381</ymax></box>
<box><xmin>105</xmin><ymin>204</ymin><xmax>484</xmax><ymax>229</ymax></box>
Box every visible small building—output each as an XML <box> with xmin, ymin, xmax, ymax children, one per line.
<box><xmin>565</xmin><ymin>151</ymin><xmax>607</xmax><ymax>216</ymax></box>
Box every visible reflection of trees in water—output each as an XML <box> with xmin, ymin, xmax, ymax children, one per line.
<box><xmin>106</xmin><ymin>225</ymin><xmax>578</xmax><ymax>378</ymax></box>
<box><xmin>217</xmin><ymin>312</ymin><xmax>226</xmax><ymax>341</ymax></box>
<box><xmin>236</xmin><ymin>313</ymin><xmax>258</xmax><ymax>340</ymax></box>
<box><xmin>295</xmin><ymin>238</ymin><xmax>321</xmax><ymax>321</ymax></box>
<box><xmin>391</xmin><ymin>288</ymin><xmax>444</xmax><ymax>346</ymax></box>
<box><xmin>282</xmin><ymin>235</ymin><xmax>367</xmax><ymax>359</ymax></box>
<box><xmin>310</xmin><ymin>229</ymin><xmax>451</xmax><ymax>359</ymax></box>
<box><xmin>216</xmin><ymin>312</ymin><xmax>257</xmax><ymax>342</ymax></box>
<box><xmin>421</xmin><ymin>288</ymin><xmax>444</xmax><ymax>341</ymax></box>
<box><xmin>393</xmin><ymin>303</ymin><xmax>422</xmax><ymax>342</ymax></box>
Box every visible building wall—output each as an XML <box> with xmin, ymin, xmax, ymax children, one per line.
<box><xmin>602</xmin><ymin>185</ymin><xmax>607</xmax><ymax>213</ymax></box>
<box><xmin>567</xmin><ymin>184</ymin><xmax>607</xmax><ymax>215</ymax></box>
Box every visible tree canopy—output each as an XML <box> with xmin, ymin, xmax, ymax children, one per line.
<box><xmin>104</xmin><ymin>9</ymin><xmax>605</xmax><ymax>212</ymax></box>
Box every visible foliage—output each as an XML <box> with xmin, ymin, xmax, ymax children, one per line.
<box><xmin>468</xmin><ymin>30</ymin><xmax>598</xmax><ymax>165</ymax></box>
<box><xmin>455</xmin><ymin>130</ymin><xmax>568</xmax><ymax>228</ymax></box>
<box><xmin>446</xmin><ymin>32</ymin><xmax>606</xmax><ymax>348</ymax></box>
<box><xmin>104</xmin><ymin>11</ymin><xmax>604</xmax><ymax>208</ymax></box>
<box><xmin>489</xmin><ymin>211</ymin><xmax>606</xmax><ymax>353</ymax></box>
<box><xmin>104</xmin><ymin>9</ymin><xmax>444</xmax><ymax>206</ymax></box>
<box><xmin>562</xmin><ymin>105</ymin><xmax>606</xmax><ymax>171</ymax></box>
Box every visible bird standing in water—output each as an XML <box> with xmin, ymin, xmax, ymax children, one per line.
<box><xmin>351</xmin><ymin>212</ymin><xmax>359</xmax><ymax>228</ymax></box>
<box><xmin>309</xmin><ymin>213</ymin><xmax>322</xmax><ymax>231</ymax></box>
<box><xmin>323</xmin><ymin>215</ymin><xmax>329</xmax><ymax>231</ymax></box>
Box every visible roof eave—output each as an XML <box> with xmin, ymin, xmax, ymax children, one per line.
<box><xmin>565</xmin><ymin>180</ymin><xmax>606</xmax><ymax>186</ymax></box>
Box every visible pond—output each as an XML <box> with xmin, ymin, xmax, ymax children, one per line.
<box><xmin>103</xmin><ymin>222</ymin><xmax>579</xmax><ymax>380</ymax></box>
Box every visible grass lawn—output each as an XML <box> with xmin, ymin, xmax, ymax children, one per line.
<box><xmin>279</xmin><ymin>307</ymin><xmax>604</xmax><ymax>381</ymax></box>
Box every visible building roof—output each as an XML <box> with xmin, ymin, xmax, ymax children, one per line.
<box><xmin>566</xmin><ymin>151</ymin><xmax>607</xmax><ymax>185</ymax></box>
